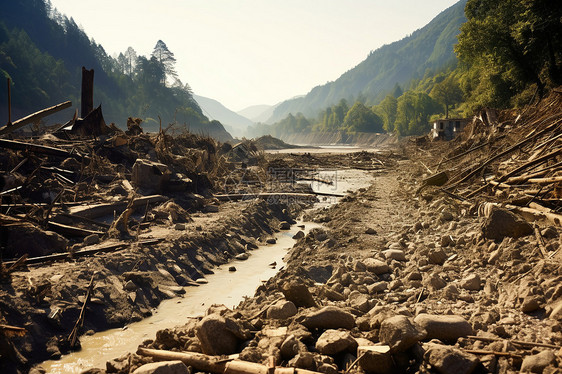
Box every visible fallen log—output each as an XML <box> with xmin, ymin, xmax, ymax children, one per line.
<box><xmin>46</xmin><ymin>221</ymin><xmax>105</xmax><ymax>237</ymax></box>
<box><xmin>528</xmin><ymin>176</ymin><xmax>562</xmax><ymax>185</ymax></box>
<box><xmin>2</xmin><ymin>238</ymin><xmax>163</xmax><ymax>266</ymax></box>
<box><xmin>497</xmin><ymin>148</ymin><xmax>562</xmax><ymax>183</ymax></box>
<box><xmin>67</xmin><ymin>195</ymin><xmax>168</xmax><ymax>219</ymax></box>
<box><xmin>137</xmin><ymin>348</ymin><xmax>322</xmax><ymax>374</ymax></box>
<box><xmin>0</xmin><ymin>101</ymin><xmax>72</xmax><ymax>136</ymax></box>
<box><xmin>0</xmin><ymin>138</ymin><xmax>85</xmax><ymax>160</ymax></box>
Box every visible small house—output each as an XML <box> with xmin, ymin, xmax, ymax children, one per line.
<box><xmin>430</xmin><ymin>118</ymin><xmax>471</xmax><ymax>140</ymax></box>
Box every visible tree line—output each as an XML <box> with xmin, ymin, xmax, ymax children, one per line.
<box><xmin>249</xmin><ymin>0</ymin><xmax>562</xmax><ymax>139</ymax></box>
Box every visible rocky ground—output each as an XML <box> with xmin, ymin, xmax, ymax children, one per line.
<box><xmin>63</xmin><ymin>149</ymin><xmax>562</xmax><ymax>374</ymax></box>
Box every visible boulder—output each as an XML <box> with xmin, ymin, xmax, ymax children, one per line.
<box><xmin>315</xmin><ymin>329</ymin><xmax>357</xmax><ymax>355</ymax></box>
<box><xmin>293</xmin><ymin>231</ymin><xmax>305</xmax><ymax>239</ymax></box>
<box><xmin>266</xmin><ymin>300</ymin><xmax>298</xmax><ymax>320</ymax></box>
<box><xmin>520</xmin><ymin>350</ymin><xmax>556</xmax><ymax>373</ymax></box>
<box><xmin>414</xmin><ymin>314</ymin><xmax>473</xmax><ymax>342</ymax></box>
<box><xmin>281</xmin><ymin>280</ymin><xmax>316</xmax><ymax>308</ymax></box>
<box><xmin>235</xmin><ymin>253</ymin><xmax>250</xmax><ymax>261</ymax></box>
<box><xmin>195</xmin><ymin>314</ymin><xmax>250</xmax><ymax>355</ymax></box>
<box><xmin>379</xmin><ymin>315</ymin><xmax>424</xmax><ymax>352</ymax></box>
<box><xmin>280</xmin><ymin>335</ymin><xmax>300</xmax><ymax>360</ymax></box>
<box><xmin>383</xmin><ymin>249</ymin><xmax>407</xmax><ymax>261</ymax></box>
<box><xmin>132</xmin><ymin>361</ymin><xmax>189</xmax><ymax>374</ymax></box>
<box><xmin>460</xmin><ymin>274</ymin><xmax>481</xmax><ymax>291</ymax></box>
<box><xmin>357</xmin><ymin>345</ymin><xmax>394</xmax><ymax>374</ymax></box>
<box><xmin>363</xmin><ymin>258</ymin><xmax>391</xmax><ymax>275</ymax></box>
<box><xmin>132</xmin><ymin>158</ymin><xmax>171</xmax><ymax>193</ymax></box>
<box><xmin>427</xmin><ymin>249</ymin><xmax>448</xmax><ymax>265</ymax></box>
<box><xmin>279</xmin><ymin>221</ymin><xmax>291</xmax><ymax>230</ymax></box>
<box><xmin>481</xmin><ymin>206</ymin><xmax>533</xmax><ymax>240</ymax></box>
<box><xmin>301</xmin><ymin>306</ymin><xmax>355</xmax><ymax>330</ymax></box>
<box><xmin>423</xmin><ymin>343</ymin><xmax>479</xmax><ymax>374</ymax></box>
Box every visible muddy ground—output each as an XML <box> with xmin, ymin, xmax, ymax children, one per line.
<box><xmin>26</xmin><ymin>147</ymin><xmax>562</xmax><ymax>374</ymax></box>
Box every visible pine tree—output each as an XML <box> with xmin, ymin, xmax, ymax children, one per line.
<box><xmin>151</xmin><ymin>40</ymin><xmax>177</xmax><ymax>86</ymax></box>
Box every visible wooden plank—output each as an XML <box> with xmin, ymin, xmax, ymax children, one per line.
<box><xmin>67</xmin><ymin>195</ymin><xmax>168</xmax><ymax>219</ymax></box>
<box><xmin>0</xmin><ymin>101</ymin><xmax>72</xmax><ymax>136</ymax></box>
<box><xmin>0</xmin><ymin>139</ymin><xmax>84</xmax><ymax>160</ymax></box>
<box><xmin>46</xmin><ymin>221</ymin><xmax>105</xmax><ymax>237</ymax></box>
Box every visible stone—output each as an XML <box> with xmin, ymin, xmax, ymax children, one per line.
<box><xmin>281</xmin><ymin>280</ymin><xmax>316</xmax><ymax>308</ymax></box>
<box><xmin>365</xmin><ymin>228</ymin><xmax>377</xmax><ymax>235</ymax></box>
<box><xmin>368</xmin><ymin>281</ymin><xmax>388</xmax><ymax>294</ymax></box>
<box><xmin>440</xmin><ymin>211</ymin><xmax>454</xmax><ymax>222</ymax></box>
<box><xmin>301</xmin><ymin>306</ymin><xmax>356</xmax><ymax>330</ymax></box>
<box><xmin>204</xmin><ymin>205</ymin><xmax>219</xmax><ymax>213</ymax></box>
<box><xmin>440</xmin><ymin>235</ymin><xmax>454</xmax><ymax>247</ymax></box>
<box><xmin>266</xmin><ymin>300</ymin><xmax>298</xmax><ymax>320</ymax></box>
<box><xmin>292</xmin><ymin>231</ymin><xmax>305</xmax><ymax>239</ymax></box>
<box><xmin>520</xmin><ymin>350</ymin><xmax>556</xmax><ymax>373</ymax></box>
<box><xmin>423</xmin><ymin>343</ymin><xmax>479</xmax><ymax>374</ymax></box>
<box><xmin>460</xmin><ymin>274</ymin><xmax>481</xmax><ymax>291</ymax></box>
<box><xmin>349</xmin><ymin>293</ymin><xmax>371</xmax><ymax>313</ymax></box>
<box><xmin>379</xmin><ymin>315</ymin><xmax>424</xmax><ymax>353</ymax></box>
<box><xmin>131</xmin><ymin>158</ymin><xmax>171</xmax><ymax>193</ymax></box>
<box><xmin>357</xmin><ymin>345</ymin><xmax>394</xmax><ymax>374</ymax></box>
<box><xmin>315</xmin><ymin>329</ymin><xmax>357</xmax><ymax>355</ymax></box>
<box><xmin>132</xmin><ymin>361</ymin><xmax>189</xmax><ymax>374</ymax></box>
<box><xmin>266</xmin><ymin>238</ymin><xmax>277</xmax><ymax>244</ymax></box>
<box><xmin>124</xmin><ymin>280</ymin><xmax>137</xmax><ymax>291</ymax></box>
<box><xmin>280</xmin><ymin>334</ymin><xmax>299</xmax><ymax>359</ymax></box>
<box><xmin>195</xmin><ymin>314</ymin><xmax>250</xmax><ymax>355</ymax></box>
<box><xmin>228</xmin><ymin>266</ymin><xmax>236</xmax><ymax>272</ymax></box>
<box><xmin>288</xmin><ymin>352</ymin><xmax>316</xmax><ymax>370</ymax></box>
<box><xmin>279</xmin><ymin>221</ymin><xmax>291</xmax><ymax>230</ymax></box>
<box><xmin>235</xmin><ymin>253</ymin><xmax>250</xmax><ymax>260</ymax></box>
<box><xmin>425</xmin><ymin>274</ymin><xmax>447</xmax><ymax>291</ymax></box>
<box><xmin>521</xmin><ymin>297</ymin><xmax>541</xmax><ymax>313</ymax></box>
<box><xmin>83</xmin><ymin>234</ymin><xmax>100</xmax><ymax>246</ymax></box>
<box><xmin>414</xmin><ymin>314</ymin><xmax>473</xmax><ymax>342</ymax></box>
<box><xmin>363</xmin><ymin>258</ymin><xmax>391</xmax><ymax>275</ymax></box>
<box><xmin>427</xmin><ymin>249</ymin><xmax>447</xmax><ymax>265</ymax></box>
<box><xmin>383</xmin><ymin>249</ymin><xmax>406</xmax><ymax>261</ymax></box>
<box><xmin>481</xmin><ymin>206</ymin><xmax>533</xmax><ymax>240</ymax></box>
<box><xmin>174</xmin><ymin>223</ymin><xmax>186</xmax><ymax>231</ymax></box>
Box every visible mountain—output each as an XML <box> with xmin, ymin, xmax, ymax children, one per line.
<box><xmin>0</xmin><ymin>0</ymin><xmax>233</xmax><ymax>141</ymax></box>
<box><xmin>193</xmin><ymin>94</ymin><xmax>254</xmax><ymax>137</ymax></box>
<box><xmin>237</xmin><ymin>104</ymin><xmax>274</xmax><ymax>123</ymax></box>
<box><xmin>266</xmin><ymin>0</ymin><xmax>467</xmax><ymax>123</ymax></box>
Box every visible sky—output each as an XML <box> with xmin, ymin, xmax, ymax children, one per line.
<box><xmin>49</xmin><ymin>0</ymin><xmax>460</xmax><ymax>112</ymax></box>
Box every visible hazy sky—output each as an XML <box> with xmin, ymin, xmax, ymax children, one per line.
<box><xmin>49</xmin><ymin>0</ymin><xmax>460</xmax><ymax>111</ymax></box>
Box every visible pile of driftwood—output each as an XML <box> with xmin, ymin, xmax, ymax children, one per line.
<box><xmin>427</xmin><ymin>88</ymin><xmax>562</xmax><ymax>231</ymax></box>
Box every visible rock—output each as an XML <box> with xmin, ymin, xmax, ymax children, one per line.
<box><xmin>440</xmin><ymin>211</ymin><xmax>454</xmax><ymax>222</ymax></box>
<box><xmin>293</xmin><ymin>231</ymin><xmax>305</xmax><ymax>239</ymax></box>
<box><xmin>266</xmin><ymin>300</ymin><xmax>298</xmax><ymax>320</ymax></box>
<box><xmin>365</xmin><ymin>228</ymin><xmax>377</xmax><ymax>235</ymax></box>
<box><xmin>266</xmin><ymin>238</ymin><xmax>277</xmax><ymax>244</ymax></box>
<box><xmin>132</xmin><ymin>158</ymin><xmax>171</xmax><ymax>193</ymax></box>
<box><xmin>521</xmin><ymin>297</ymin><xmax>541</xmax><ymax>313</ymax></box>
<box><xmin>427</xmin><ymin>249</ymin><xmax>447</xmax><ymax>265</ymax></box>
<box><xmin>288</xmin><ymin>352</ymin><xmax>316</xmax><ymax>370</ymax></box>
<box><xmin>425</xmin><ymin>274</ymin><xmax>447</xmax><ymax>291</ymax></box>
<box><xmin>520</xmin><ymin>350</ymin><xmax>556</xmax><ymax>373</ymax></box>
<box><xmin>204</xmin><ymin>205</ymin><xmax>219</xmax><ymax>213</ymax></box>
<box><xmin>547</xmin><ymin>298</ymin><xmax>562</xmax><ymax>320</ymax></box>
<box><xmin>368</xmin><ymin>281</ymin><xmax>388</xmax><ymax>294</ymax></box>
<box><xmin>301</xmin><ymin>306</ymin><xmax>356</xmax><ymax>330</ymax></box>
<box><xmin>235</xmin><ymin>253</ymin><xmax>249</xmax><ymax>260</ymax></box>
<box><xmin>132</xmin><ymin>361</ymin><xmax>189</xmax><ymax>374</ymax></box>
<box><xmin>357</xmin><ymin>345</ymin><xmax>394</xmax><ymax>374</ymax></box>
<box><xmin>460</xmin><ymin>274</ymin><xmax>481</xmax><ymax>291</ymax></box>
<box><xmin>195</xmin><ymin>314</ymin><xmax>250</xmax><ymax>355</ymax></box>
<box><xmin>363</xmin><ymin>258</ymin><xmax>391</xmax><ymax>275</ymax></box>
<box><xmin>279</xmin><ymin>221</ymin><xmax>291</xmax><ymax>230</ymax></box>
<box><xmin>124</xmin><ymin>280</ymin><xmax>137</xmax><ymax>291</ymax></box>
<box><xmin>481</xmin><ymin>206</ymin><xmax>533</xmax><ymax>240</ymax></box>
<box><xmin>379</xmin><ymin>315</ymin><xmax>424</xmax><ymax>352</ymax></box>
<box><xmin>315</xmin><ymin>329</ymin><xmax>357</xmax><ymax>355</ymax></box>
<box><xmin>174</xmin><ymin>223</ymin><xmax>186</xmax><ymax>230</ymax></box>
<box><xmin>541</xmin><ymin>226</ymin><xmax>558</xmax><ymax>239</ymax></box>
<box><xmin>83</xmin><ymin>234</ymin><xmax>100</xmax><ymax>246</ymax></box>
<box><xmin>281</xmin><ymin>280</ymin><xmax>316</xmax><ymax>308</ymax></box>
<box><xmin>383</xmin><ymin>249</ymin><xmax>406</xmax><ymax>261</ymax></box>
<box><xmin>440</xmin><ymin>235</ymin><xmax>454</xmax><ymax>247</ymax></box>
<box><xmin>228</xmin><ymin>266</ymin><xmax>236</xmax><ymax>272</ymax></box>
<box><xmin>423</xmin><ymin>343</ymin><xmax>479</xmax><ymax>374</ymax></box>
<box><xmin>280</xmin><ymin>334</ymin><xmax>300</xmax><ymax>359</ymax></box>
<box><xmin>414</xmin><ymin>314</ymin><xmax>473</xmax><ymax>342</ymax></box>
<box><xmin>322</xmin><ymin>287</ymin><xmax>346</xmax><ymax>301</ymax></box>
<box><xmin>349</xmin><ymin>293</ymin><xmax>371</xmax><ymax>313</ymax></box>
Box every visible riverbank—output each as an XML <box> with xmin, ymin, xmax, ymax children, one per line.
<box><xmin>70</xmin><ymin>143</ymin><xmax>562</xmax><ymax>374</ymax></box>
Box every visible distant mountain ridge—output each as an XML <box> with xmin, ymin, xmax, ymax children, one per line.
<box><xmin>193</xmin><ymin>94</ymin><xmax>254</xmax><ymax>137</ymax></box>
<box><xmin>266</xmin><ymin>0</ymin><xmax>467</xmax><ymax>123</ymax></box>
<box><xmin>237</xmin><ymin>104</ymin><xmax>274</xmax><ymax>123</ymax></box>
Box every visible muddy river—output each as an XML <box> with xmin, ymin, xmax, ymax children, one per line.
<box><xmin>42</xmin><ymin>163</ymin><xmax>376</xmax><ymax>373</ymax></box>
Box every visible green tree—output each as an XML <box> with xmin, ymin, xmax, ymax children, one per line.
<box><xmin>342</xmin><ymin>102</ymin><xmax>383</xmax><ymax>133</ymax></box>
<box><xmin>151</xmin><ymin>40</ymin><xmax>177</xmax><ymax>86</ymax></box>
<box><xmin>376</xmin><ymin>95</ymin><xmax>398</xmax><ymax>132</ymax></box>
<box><xmin>456</xmin><ymin>0</ymin><xmax>562</xmax><ymax>106</ymax></box>
<box><xmin>430</xmin><ymin>75</ymin><xmax>462</xmax><ymax>118</ymax></box>
<box><xmin>395</xmin><ymin>91</ymin><xmax>441</xmax><ymax>136</ymax></box>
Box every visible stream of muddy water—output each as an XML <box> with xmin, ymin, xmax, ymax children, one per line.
<box><xmin>42</xmin><ymin>160</ymin><xmax>376</xmax><ymax>373</ymax></box>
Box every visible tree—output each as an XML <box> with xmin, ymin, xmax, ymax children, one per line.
<box><xmin>343</xmin><ymin>102</ymin><xmax>383</xmax><ymax>133</ymax></box>
<box><xmin>430</xmin><ymin>75</ymin><xmax>462</xmax><ymax>118</ymax></box>
<box><xmin>124</xmin><ymin>46</ymin><xmax>137</xmax><ymax>76</ymax></box>
<box><xmin>151</xmin><ymin>40</ymin><xmax>177</xmax><ymax>86</ymax></box>
<box><xmin>376</xmin><ymin>95</ymin><xmax>398</xmax><ymax>132</ymax></box>
<box><xmin>456</xmin><ymin>0</ymin><xmax>562</xmax><ymax>106</ymax></box>
<box><xmin>395</xmin><ymin>91</ymin><xmax>441</xmax><ymax>136</ymax></box>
